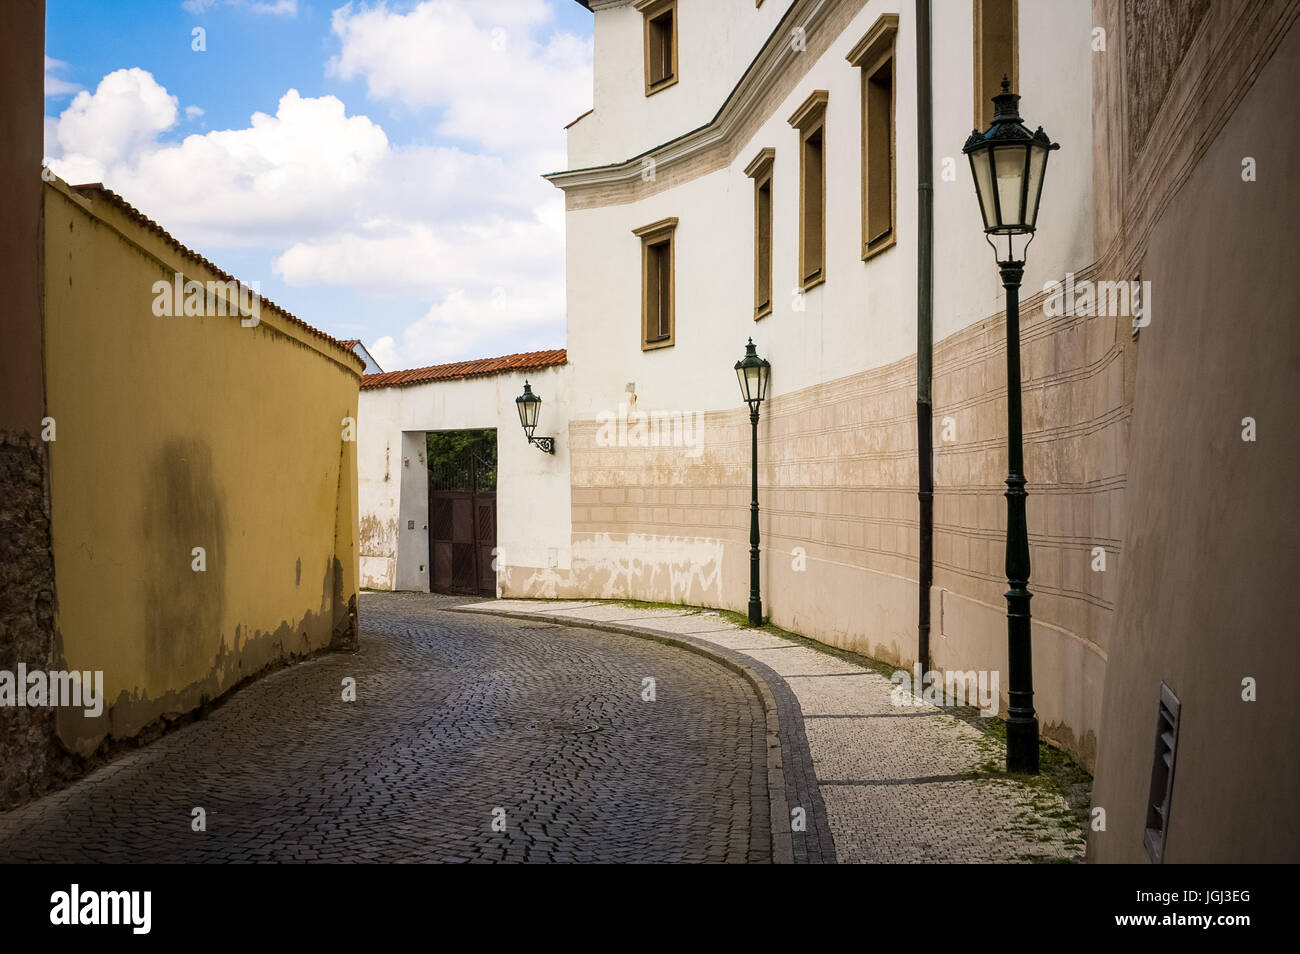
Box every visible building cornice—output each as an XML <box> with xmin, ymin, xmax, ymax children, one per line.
<box><xmin>545</xmin><ymin>0</ymin><xmax>868</xmax><ymax>209</ymax></box>
<box><xmin>845</xmin><ymin>11</ymin><xmax>897</xmax><ymax>67</ymax></box>
<box><xmin>786</xmin><ymin>88</ymin><xmax>829</xmax><ymax>129</ymax></box>
<box><xmin>744</xmin><ymin>146</ymin><xmax>776</xmax><ymax>178</ymax></box>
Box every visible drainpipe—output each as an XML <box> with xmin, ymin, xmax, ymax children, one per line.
<box><xmin>915</xmin><ymin>0</ymin><xmax>934</xmax><ymax>673</ymax></box>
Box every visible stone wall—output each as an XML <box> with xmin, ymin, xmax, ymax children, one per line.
<box><xmin>0</xmin><ymin>0</ymin><xmax>58</xmax><ymax>810</ymax></box>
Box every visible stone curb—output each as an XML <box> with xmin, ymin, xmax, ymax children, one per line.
<box><xmin>449</xmin><ymin>605</ymin><xmax>794</xmax><ymax>865</ymax></box>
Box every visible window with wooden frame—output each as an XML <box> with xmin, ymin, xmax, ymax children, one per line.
<box><xmin>847</xmin><ymin>14</ymin><xmax>898</xmax><ymax>260</ymax></box>
<box><xmin>637</xmin><ymin>0</ymin><xmax>678</xmax><ymax>96</ymax></box>
<box><xmin>633</xmin><ymin>217</ymin><xmax>677</xmax><ymax>350</ymax></box>
<box><xmin>788</xmin><ymin>90</ymin><xmax>828</xmax><ymax>291</ymax></box>
<box><xmin>973</xmin><ymin>0</ymin><xmax>1018</xmax><ymax>129</ymax></box>
<box><xmin>744</xmin><ymin>148</ymin><xmax>775</xmax><ymax>320</ymax></box>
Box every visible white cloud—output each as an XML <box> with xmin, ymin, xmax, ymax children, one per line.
<box><xmin>273</xmin><ymin>216</ymin><xmax>559</xmax><ymax>295</ymax></box>
<box><xmin>185</xmin><ymin>105</ymin><xmax>205</xmax><ymax>119</ymax></box>
<box><xmin>56</xmin><ymin>68</ymin><xmax>177</xmax><ymax>167</ymax></box>
<box><xmin>43</xmin><ymin>1</ymin><xmax>591</xmax><ymax>368</ymax></box>
<box><xmin>248</xmin><ymin>0</ymin><xmax>298</xmax><ymax>13</ymax></box>
<box><xmin>182</xmin><ymin>0</ymin><xmax>298</xmax><ymax>15</ymax></box>
<box><xmin>364</xmin><ymin>284</ymin><xmax>566</xmax><ymax>369</ymax></box>
<box><xmin>44</xmin><ymin>56</ymin><xmax>81</xmax><ymax>98</ymax></box>
<box><xmin>328</xmin><ymin>0</ymin><xmax>591</xmax><ymax>161</ymax></box>
<box><xmin>48</xmin><ymin>73</ymin><xmax>390</xmax><ymax>244</ymax></box>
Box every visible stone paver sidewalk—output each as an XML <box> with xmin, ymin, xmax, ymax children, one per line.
<box><xmin>456</xmin><ymin>599</ymin><xmax>1089</xmax><ymax>863</ymax></box>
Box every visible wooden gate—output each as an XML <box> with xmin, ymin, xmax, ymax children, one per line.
<box><xmin>428</xmin><ymin>448</ymin><xmax>497</xmax><ymax>597</ymax></box>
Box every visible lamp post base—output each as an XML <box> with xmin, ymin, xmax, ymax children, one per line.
<box><xmin>747</xmin><ymin>599</ymin><xmax>762</xmax><ymax>627</ymax></box>
<box><xmin>1006</xmin><ymin>717</ymin><xmax>1039</xmax><ymax>774</ymax></box>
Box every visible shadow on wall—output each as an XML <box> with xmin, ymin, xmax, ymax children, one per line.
<box><xmin>141</xmin><ymin>438</ymin><xmax>227</xmax><ymax>685</ymax></box>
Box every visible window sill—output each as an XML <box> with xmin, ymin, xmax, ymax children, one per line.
<box><xmin>645</xmin><ymin>75</ymin><xmax>679</xmax><ymax>97</ymax></box>
<box><xmin>642</xmin><ymin>336</ymin><xmax>675</xmax><ymax>352</ymax></box>
<box><xmin>800</xmin><ymin>271</ymin><xmax>826</xmax><ymax>293</ymax></box>
<box><xmin>754</xmin><ymin>301</ymin><xmax>772</xmax><ymax>321</ymax></box>
<box><xmin>862</xmin><ymin>232</ymin><xmax>896</xmax><ymax>262</ymax></box>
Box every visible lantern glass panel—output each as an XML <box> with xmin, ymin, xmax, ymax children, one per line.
<box><xmin>516</xmin><ymin>395</ymin><xmax>539</xmax><ymax>430</ymax></box>
<box><xmin>992</xmin><ymin>144</ymin><xmax>1028</xmax><ymax>230</ymax></box>
<box><xmin>736</xmin><ymin>366</ymin><xmax>751</xmax><ymax>403</ymax></box>
<box><xmin>970</xmin><ymin>148</ymin><xmax>997</xmax><ymax>231</ymax></box>
<box><xmin>1023</xmin><ymin>141</ymin><xmax>1049</xmax><ymax>228</ymax></box>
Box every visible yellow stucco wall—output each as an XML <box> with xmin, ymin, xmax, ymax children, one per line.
<box><xmin>42</xmin><ymin>180</ymin><xmax>361</xmax><ymax>756</ymax></box>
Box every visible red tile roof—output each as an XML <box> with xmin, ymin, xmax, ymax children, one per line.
<box><xmin>68</xmin><ymin>183</ymin><xmax>365</xmax><ymax>372</ymax></box>
<box><xmin>361</xmin><ymin>349</ymin><xmax>567</xmax><ymax>391</ymax></box>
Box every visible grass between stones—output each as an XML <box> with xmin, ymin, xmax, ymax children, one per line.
<box><xmin>504</xmin><ymin>596</ymin><xmax>1093</xmax><ymax>862</ymax></box>
<box><xmin>627</xmin><ymin>601</ymin><xmax>1092</xmax><ymax>862</ymax></box>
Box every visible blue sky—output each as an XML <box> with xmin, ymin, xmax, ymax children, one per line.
<box><xmin>44</xmin><ymin>0</ymin><xmax>594</xmax><ymax>370</ymax></box>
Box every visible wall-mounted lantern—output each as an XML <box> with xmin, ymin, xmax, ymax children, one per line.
<box><xmin>515</xmin><ymin>380</ymin><xmax>555</xmax><ymax>454</ymax></box>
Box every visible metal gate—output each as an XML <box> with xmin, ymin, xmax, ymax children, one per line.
<box><xmin>428</xmin><ymin>448</ymin><xmax>497</xmax><ymax>596</ymax></box>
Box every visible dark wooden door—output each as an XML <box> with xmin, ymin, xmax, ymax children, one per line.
<box><xmin>428</xmin><ymin>449</ymin><xmax>496</xmax><ymax>597</ymax></box>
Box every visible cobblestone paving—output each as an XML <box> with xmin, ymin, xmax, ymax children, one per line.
<box><xmin>0</xmin><ymin>593</ymin><xmax>768</xmax><ymax>863</ymax></box>
<box><xmin>460</xmin><ymin>600</ymin><xmax>1090</xmax><ymax>863</ymax></box>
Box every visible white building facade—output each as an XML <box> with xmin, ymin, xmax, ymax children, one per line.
<box><xmin>360</xmin><ymin>0</ymin><xmax>1300</xmax><ymax>856</ymax></box>
<box><xmin>362</xmin><ymin>0</ymin><xmax>1116</xmax><ymax>770</ymax></box>
<box><xmin>546</xmin><ymin>0</ymin><xmax>1105</xmax><ymax>767</ymax></box>
<box><xmin>357</xmin><ymin>352</ymin><xmax>572</xmax><ymax>594</ymax></box>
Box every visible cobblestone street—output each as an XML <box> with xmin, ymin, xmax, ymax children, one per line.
<box><xmin>0</xmin><ymin>592</ymin><xmax>1088</xmax><ymax>864</ymax></box>
<box><xmin>459</xmin><ymin>600</ymin><xmax>1090</xmax><ymax>863</ymax></box>
<box><xmin>0</xmin><ymin>593</ymin><xmax>768</xmax><ymax>863</ymax></box>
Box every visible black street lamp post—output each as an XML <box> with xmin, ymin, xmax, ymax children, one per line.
<box><xmin>734</xmin><ymin>338</ymin><xmax>771</xmax><ymax>626</ymax></box>
<box><xmin>962</xmin><ymin>78</ymin><xmax>1059</xmax><ymax>775</ymax></box>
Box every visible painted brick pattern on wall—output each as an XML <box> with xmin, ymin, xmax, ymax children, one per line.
<box><xmin>553</xmin><ymin>288</ymin><xmax>1132</xmax><ymax>770</ymax></box>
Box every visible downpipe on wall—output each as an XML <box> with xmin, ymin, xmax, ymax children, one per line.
<box><xmin>915</xmin><ymin>0</ymin><xmax>934</xmax><ymax>672</ymax></box>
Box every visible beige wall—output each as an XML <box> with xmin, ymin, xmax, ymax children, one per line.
<box><xmin>1089</xmin><ymin>0</ymin><xmax>1300</xmax><ymax>862</ymax></box>
<box><xmin>552</xmin><ymin>270</ymin><xmax>1126</xmax><ymax>768</ymax></box>
<box><xmin>42</xmin><ymin>180</ymin><xmax>362</xmax><ymax>757</ymax></box>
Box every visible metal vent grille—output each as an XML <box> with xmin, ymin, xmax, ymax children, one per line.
<box><xmin>1143</xmin><ymin>682</ymin><xmax>1181</xmax><ymax>863</ymax></box>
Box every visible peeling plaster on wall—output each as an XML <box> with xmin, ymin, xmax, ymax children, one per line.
<box><xmin>509</xmin><ymin>532</ymin><xmax>726</xmax><ymax>604</ymax></box>
<box><xmin>360</xmin><ymin>557</ymin><xmax>396</xmax><ymax>590</ymax></box>
<box><xmin>56</xmin><ymin>565</ymin><xmax>341</xmax><ymax>757</ymax></box>
<box><xmin>360</xmin><ymin>514</ymin><xmax>397</xmax><ymax>559</ymax></box>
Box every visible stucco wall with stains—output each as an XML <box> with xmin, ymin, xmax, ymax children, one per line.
<box><xmin>41</xmin><ymin>178</ymin><xmax>361</xmax><ymax>759</ymax></box>
<box><xmin>1087</xmin><ymin>0</ymin><xmax>1300</xmax><ymax>862</ymax></box>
